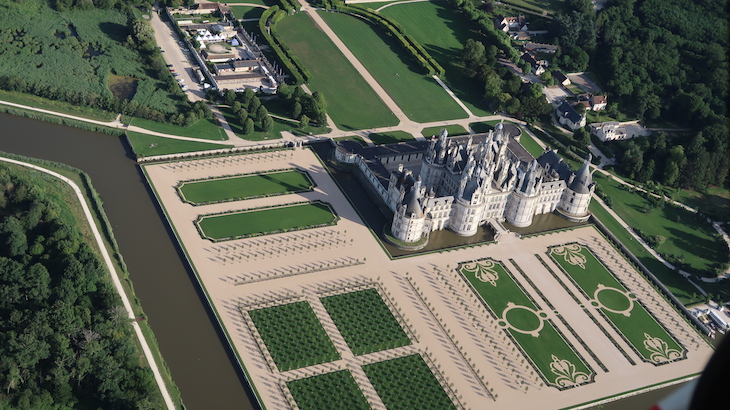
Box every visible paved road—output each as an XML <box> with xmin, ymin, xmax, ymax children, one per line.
<box><xmin>0</xmin><ymin>156</ymin><xmax>177</xmax><ymax>410</ymax></box>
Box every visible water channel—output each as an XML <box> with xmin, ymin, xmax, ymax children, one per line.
<box><xmin>0</xmin><ymin>112</ymin><xmax>719</xmax><ymax>410</ymax></box>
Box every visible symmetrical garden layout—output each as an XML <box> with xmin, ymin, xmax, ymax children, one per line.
<box><xmin>548</xmin><ymin>243</ymin><xmax>686</xmax><ymax>365</ymax></box>
<box><xmin>177</xmin><ymin>168</ymin><xmax>314</xmax><ymax>205</ymax></box>
<box><xmin>244</xmin><ymin>288</ymin><xmax>454</xmax><ymax>410</ymax></box>
<box><xmin>142</xmin><ymin>151</ymin><xmax>714</xmax><ymax>410</ymax></box>
<box><xmin>459</xmin><ymin>258</ymin><xmax>595</xmax><ymax>390</ymax></box>
<box><xmin>195</xmin><ymin>201</ymin><xmax>338</xmax><ymax>241</ymax></box>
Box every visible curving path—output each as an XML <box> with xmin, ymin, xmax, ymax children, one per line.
<box><xmin>0</xmin><ymin>156</ymin><xmax>176</xmax><ymax>410</ymax></box>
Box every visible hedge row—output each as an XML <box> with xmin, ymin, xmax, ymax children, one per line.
<box><xmin>276</xmin><ymin>0</ymin><xmax>300</xmax><ymax>13</ymax></box>
<box><xmin>333</xmin><ymin>4</ymin><xmax>444</xmax><ymax>76</ymax></box>
<box><xmin>258</xmin><ymin>6</ymin><xmax>308</xmax><ymax>85</ymax></box>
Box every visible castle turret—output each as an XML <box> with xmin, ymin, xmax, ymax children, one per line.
<box><xmin>557</xmin><ymin>154</ymin><xmax>595</xmax><ymax>222</ymax></box>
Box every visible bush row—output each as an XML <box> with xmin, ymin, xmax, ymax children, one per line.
<box><xmin>333</xmin><ymin>4</ymin><xmax>444</xmax><ymax>76</ymax></box>
<box><xmin>275</xmin><ymin>0</ymin><xmax>300</xmax><ymax>13</ymax></box>
<box><xmin>258</xmin><ymin>6</ymin><xmax>308</xmax><ymax>85</ymax></box>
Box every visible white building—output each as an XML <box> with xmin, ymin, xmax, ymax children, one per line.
<box><xmin>336</xmin><ymin>124</ymin><xmax>595</xmax><ymax>245</ymax></box>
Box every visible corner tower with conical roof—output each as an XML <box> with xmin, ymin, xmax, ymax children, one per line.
<box><xmin>557</xmin><ymin>154</ymin><xmax>595</xmax><ymax>222</ymax></box>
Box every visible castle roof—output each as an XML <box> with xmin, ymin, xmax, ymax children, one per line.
<box><xmin>403</xmin><ymin>187</ymin><xmax>423</xmax><ymax>218</ymax></box>
<box><xmin>536</xmin><ymin>149</ymin><xmax>572</xmax><ymax>180</ymax></box>
<box><xmin>570</xmin><ymin>154</ymin><xmax>593</xmax><ymax>194</ymax></box>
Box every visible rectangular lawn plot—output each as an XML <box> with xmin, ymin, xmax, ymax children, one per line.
<box><xmin>196</xmin><ymin>201</ymin><xmax>337</xmax><ymax>241</ymax></box>
<box><xmin>321</xmin><ymin>288</ymin><xmax>411</xmax><ymax>356</ymax></box>
<box><xmin>363</xmin><ymin>354</ymin><xmax>454</xmax><ymax>410</ymax></box>
<box><xmin>549</xmin><ymin>243</ymin><xmax>686</xmax><ymax>365</ymax></box>
<box><xmin>458</xmin><ymin>258</ymin><xmax>595</xmax><ymax>389</ymax></box>
<box><xmin>248</xmin><ymin>301</ymin><xmax>340</xmax><ymax>371</ymax></box>
<box><xmin>177</xmin><ymin>169</ymin><xmax>314</xmax><ymax>205</ymax></box>
<box><xmin>287</xmin><ymin>370</ymin><xmax>370</xmax><ymax>410</ymax></box>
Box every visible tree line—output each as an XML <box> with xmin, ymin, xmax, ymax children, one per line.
<box><xmin>0</xmin><ymin>163</ymin><xmax>160</xmax><ymax>409</ymax></box>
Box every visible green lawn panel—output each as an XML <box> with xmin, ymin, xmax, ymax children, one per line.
<box><xmin>382</xmin><ymin>2</ymin><xmax>491</xmax><ymax>116</ymax></box>
<box><xmin>459</xmin><ymin>258</ymin><xmax>594</xmax><ymax>388</ymax></box>
<box><xmin>287</xmin><ymin>370</ymin><xmax>370</xmax><ymax>410</ymax></box>
<box><xmin>128</xmin><ymin>117</ymin><xmax>227</xmax><ymax>140</ymax></box>
<box><xmin>321</xmin><ymin>289</ymin><xmax>411</xmax><ymax>356</ymax></box>
<box><xmin>421</xmin><ymin>124</ymin><xmax>468</xmax><ymax>138</ymax></box>
<box><xmin>126</xmin><ymin>132</ymin><xmax>232</xmax><ymax>157</ymax></box>
<box><xmin>249</xmin><ymin>301</ymin><xmax>340</xmax><ymax>371</ymax></box>
<box><xmin>277</xmin><ymin>13</ymin><xmax>398</xmax><ymax>130</ymax></box>
<box><xmin>320</xmin><ymin>11</ymin><xmax>467</xmax><ymax>123</ymax></box>
<box><xmin>198</xmin><ymin>202</ymin><xmax>336</xmax><ymax>240</ymax></box>
<box><xmin>179</xmin><ymin>170</ymin><xmax>312</xmax><ymax>204</ymax></box>
<box><xmin>363</xmin><ymin>355</ymin><xmax>455</xmax><ymax>410</ymax></box>
<box><xmin>549</xmin><ymin>244</ymin><xmax>686</xmax><ymax>364</ymax></box>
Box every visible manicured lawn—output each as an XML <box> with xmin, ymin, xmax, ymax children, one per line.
<box><xmin>321</xmin><ymin>289</ymin><xmax>411</xmax><ymax>356</ymax></box>
<box><xmin>421</xmin><ymin>124</ymin><xmax>468</xmax><ymax>138</ymax></box>
<box><xmin>287</xmin><ymin>370</ymin><xmax>370</xmax><ymax>410</ymax></box>
<box><xmin>549</xmin><ymin>243</ymin><xmax>686</xmax><ymax>364</ymax></box>
<box><xmin>671</xmin><ymin>186</ymin><xmax>730</xmax><ymax>223</ymax></box>
<box><xmin>588</xmin><ymin>202</ymin><xmax>703</xmax><ymax>305</ymax></box>
<box><xmin>593</xmin><ymin>173</ymin><xmax>726</xmax><ymax>276</ymax></box>
<box><xmin>382</xmin><ymin>2</ymin><xmax>491</xmax><ymax>116</ymax></box>
<box><xmin>178</xmin><ymin>169</ymin><xmax>313</xmax><ymax>204</ymax></box>
<box><xmin>128</xmin><ymin>117</ymin><xmax>227</xmax><ymax>140</ymax></box>
<box><xmin>126</xmin><ymin>132</ymin><xmax>232</xmax><ymax>158</ymax></box>
<box><xmin>320</xmin><ymin>11</ymin><xmax>467</xmax><ymax>123</ymax></box>
<box><xmin>277</xmin><ymin>13</ymin><xmax>398</xmax><ymax>130</ymax></box>
<box><xmin>197</xmin><ymin>201</ymin><xmax>337</xmax><ymax>240</ymax></box>
<box><xmin>500</xmin><ymin>0</ymin><xmax>567</xmax><ymax>14</ymax></box>
<box><xmin>459</xmin><ymin>258</ymin><xmax>593</xmax><ymax>388</ymax></box>
<box><xmin>363</xmin><ymin>354</ymin><xmax>454</xmax><ymax>410</ymax></box>
<box><xmin>519</xmin><ymin>132</ymin><xmax>547</xmax><ymax>158</ymax></box>
<box><xmin>229</xmin><ymin>5</ymin><xmax>265</xmax><ymax>20</ymax></box>
<box><xmin>368</xmin><ymin>131</ymin><xmax>415</xmax><ymax>145</ymax></box>
<box><xmin>249</xmin><ymin>301</ymin><xmax>340</xmax><ymax>371</ymax></box>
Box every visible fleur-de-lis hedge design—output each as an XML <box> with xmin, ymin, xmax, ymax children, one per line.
<box><xmin>643</xmin><ymin>333</ymin><xmax>683</xmax><ymax>364</ymax></box>
<box><xmin>551</xmin><ymin>244</ymin><xmax>587</xmax><ymax>269</ymax></box>
<box><xmin>550</xmin><ymin>355</ymin><xmax>590</xmax><ymax>387</ymax></box>
<box><xmin>461</xmin><ymin>260</ymin><xmax>500</xmax><ymax>287</ymax></box>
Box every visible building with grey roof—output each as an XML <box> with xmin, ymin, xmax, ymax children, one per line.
<box><xmin>335</xmin><ymin>123</ymin><xmax>594</xmax><ymax>246</ymax></box>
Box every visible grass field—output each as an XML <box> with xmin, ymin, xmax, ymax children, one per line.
<box><xmin>229</xmin><ymin>5</ymin><xmax>265</xmax><ymax>20</ymax></box>
<box><xmin>249</xmin><ymin>301</ymin><xmax>340</xmax><ymax>371</ymax></box>
<box><xmin>197</xmin><ymin>201</ymin><xmax>337</xmax><ymax>240</ymax></box>
<box><xmin>588</xmin><ymin>202</ymin><xmax>704</xmax><ymax>305</ymax></box>
<box><xmin>276</xmin><ymin>13</ymin><xmax>398</xmax><ymax>130</ymax></box>
<box><xmin>459</xmin><ymin>258</ymin><xmax>594</xmax><ymax>388</ymax></box>
<box><xmin>363</xmin><ymin>354</ymin><xmax>454</xmax><ymax>409</ymax></box>
<box><xmin>549</xmin><ymin>243</ymin><xmax>686</xmax><ymax>364</ymax></box>
<box><xmin>382</xmin><ymin>2</ymin><xmax>491</xmax><ymax>117</ymax></box>
<box><xmin>592</xmin><ymin>173</ymin><xmax>726</xmax><ymax>276</ymax></box>
<box><xmin>128</xmin><ymin>117</ymin><xmax>227</xmax><ymax>140</ymax></box>
<box><xmin>320</xmin><ymin>11</ymin><xmax>467</xmax><ymax>123</ymax></box>
<box><xmin>421</xmin><ymin>124</ymin><xmax>468</xmax><ymax>138</ymax></box>
<box><xmin>368</xmin><ymin>131</ymin><xmax>415</xmax><ymax>145</ymax></box>
<box><xmin>321</xmin><ymin>289</ymin><xmax>411</xmax><ymax>356</ymax></box>
<box><xmin>178</xmin><ymin>169</ymin><xmax>313</xmax><ymax>204</ymax></box>
<box><xmin>287</xmin><ymin>370</ymin><xmax>370</xmax><ymax>410</ymax></box>
<box><xmin>518</xmin><ymin>133</ymin><xmax>546</xmax><ymax>158</ymax></box>
<box><xmin>126</xmin><ymin>132</ymin><xmax>232</xmax><ymax>158</ymax></box>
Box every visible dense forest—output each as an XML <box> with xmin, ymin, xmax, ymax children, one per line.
<box><xmin>0</xmin><ymin>162</ymin><xmax>159</xmax><ymax>409</ymax></box>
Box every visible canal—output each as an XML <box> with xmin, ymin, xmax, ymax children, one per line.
<box><xmin>0</xmin><ymin>113</ymin><xmax>255</xmax><ymax>410</ymax></box>
<box><xmin>0</xmin><ymin>113</ymin><xmax>719</xmax><ymax>410</ymax></box>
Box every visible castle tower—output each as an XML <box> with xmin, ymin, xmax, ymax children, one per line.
<box><xmin>557</xmin><ymin>154</ymin><xmax>595</xmax><ymax>222</ymax></box>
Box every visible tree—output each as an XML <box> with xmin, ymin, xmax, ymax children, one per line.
<box><xmin>461</xmin><ymin>39</ymin><xmax>486</xmax><ymax>76</ymax></box>
<box><xmin>291</xmin><ymin>101</ymin><xmax>302</xmax><ymax>119</ymax></box>
<box><xmin>256</xmin><ymin>105</ymin><xmax>268</xmax><ymax>123</ymax></box>
<box><xmin>262</xmin><ymin>115</ymin><xmax>274</xmax><ymax>132</ymax></box>
<box><xmin>241</xmin><ymin>88</ymin><xmax>255</xmax><ymax>106</ymax></box>
<box><xmin>293</xmin><ymin>85</ymin><xmax>305</xmax><ymax>101</ymax></box>
<box><xmin>277</xmin><ymin>84</ymin><xmax>292</xmax><ymax>100</ymax></box>
<box><xmin>224</xmin><ymin>89</ymin><xmax>236</xmax><ymax>106</ymax></box>
<box><xmin>299</xmin><ymin>115</ymin><xmax>309</xmax><ymax>129</ymax></box>
<box><xmin>231</xmin><ymin>101</ymin><xmax>242</xmax><ymax>114</ymax></box>
<box><xmin>243</xmin><ymin>118</ymin><xmax>254</xmax><ymax>135</ymax></box>
<box><xmin>248</xmin><ymin>97</ymin><xmax>261</xmax><ymax>115</ymax></box>
<box><xmin>573</xmin><ymin>127</ymin><xmax>590</xmax><ymax>148</ymax></box>
<box><xmin>237</xmin><ymin>109</ymin><xmax>248</xmax><ymax>127</ymax></box>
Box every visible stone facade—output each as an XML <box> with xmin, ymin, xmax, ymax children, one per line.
<box><xmin>338</xmin><ymin>124</ymin><xmax>594</xmax><ymax>244</ymax></box>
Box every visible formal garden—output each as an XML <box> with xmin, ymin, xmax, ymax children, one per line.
<box><xmin>321</xmin><ymin>288</ymin><xmax>411</xmax><ymax>356</ymax></box>
<box><xmin>548</xmin><ymin>243</ymin><xmax>686</xmax><ymax>365</ymax></box>
<box><xmin>248</xmin><ymin>301</ymin><xmax>340</xmax><ymax>372</ymax></box>
<box><xmin>381</xmin><ymin>1</ymin><xmax>492</xmax><ymax>116</ymax></box>
<box><xmin>275</xmin><ymin>13</ymin><xmax>399</xmax><ymax>130</ymax></box>
<box><xmin>286</xmin><ymin>370</ymin><xmax>370</xmax><ymax>410</ymax></box>
<box><xmin>458</xmin><ymin>258</ymin><xmax>595</xmax><ymax>389</ymax></box>
<box><xmin>362</xmin><ymin>354</ymin><xmax>455</xmax><ymax>409</ymax></box>
<box><xmin>319</xmin><ymin>11</ymin><xmax>468</xmax><ymax>123</ymax></box>
<box><xmin>195</xmin><ymin>201</ymin><xmax>338</xmax><ymax>241</ymax></box>
<box><xmin>176</xmin><ymin>168</ymin><xmax>314</xmax><ymax>205</ymax></box>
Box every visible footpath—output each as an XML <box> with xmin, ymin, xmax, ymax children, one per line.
<box><xmin>0</xmin><ymin>156</ymin><xmax>176</xmax><ymax>410</ymax></box>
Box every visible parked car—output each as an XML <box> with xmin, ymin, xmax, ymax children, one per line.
<box><xmin>166</xmin><ymin>64</ymin><xmax>173</xmax><ymax>67</ymax></box>
<box><xmin>173</xmin><ymin>73</ymin><xmax>180</xmax><ymax>77</ymax></box>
